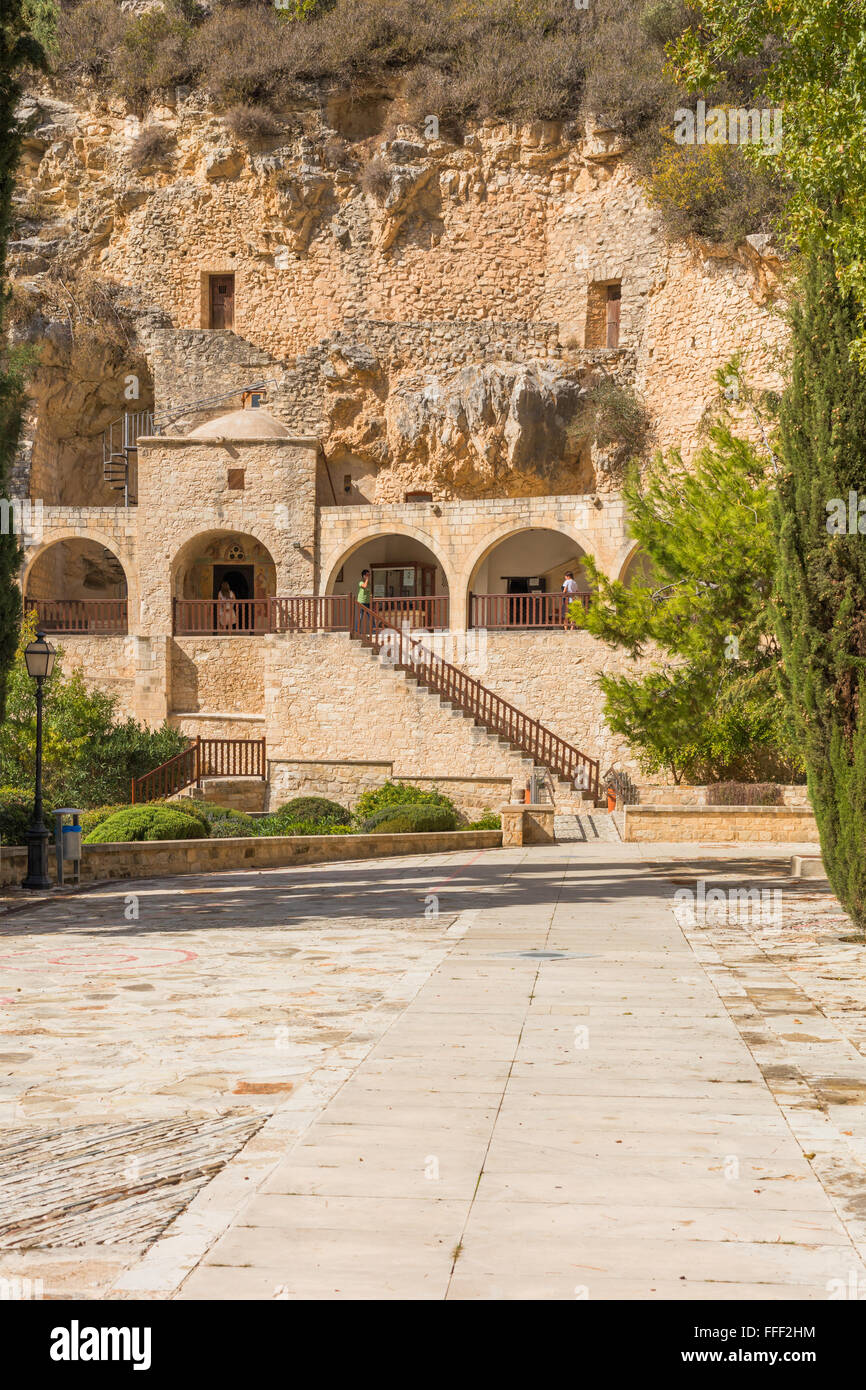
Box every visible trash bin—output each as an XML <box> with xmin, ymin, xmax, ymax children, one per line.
<box><xmin>54</xmin><ymin>809</ymin><xmax>83</xmax><ymax>886</ymax></box>
<box><xmin>62</xmin><ymin>824</ymin><xmax>82</xmax><ymax>860</ymax></box>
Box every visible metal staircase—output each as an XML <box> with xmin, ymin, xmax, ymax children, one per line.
<box><xmin>102</xmin><ymin>410</ymin><xmax>153</xmax><ymax>506</ymax></box>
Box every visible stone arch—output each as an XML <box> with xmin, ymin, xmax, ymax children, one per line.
<box><xmin>463</xmin><ymin>520</ymin><xmax>597</xmax><ymax>596</ymax></box>
<box><xmin>616</xmin><ymin>541</ymin><xmax>655</xmax><ymax>587</ymax></box>
<box><xmin>23</xmin><ymin>532</ymin><xmax>138</xmax><ymax>629</ymax></box>
<box><xmin>464</xmin><ymin>523</ymin><xmax>596</xmax><ymax>629</ymax></box>
<box><xmin>321</xmin><ymin>522</ymin><xmax>457</xmax><ymax>597</ymax></box>
<box><xmin>169</xmin><ymin>529</ymin><xmax>279</xmax><ymax>634</ymax></box>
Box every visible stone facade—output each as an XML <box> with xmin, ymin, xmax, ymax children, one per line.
<box><xmin>11</xmin><ymin>95</ymin><xmax>789</xmax><ymax>806</ymax></box>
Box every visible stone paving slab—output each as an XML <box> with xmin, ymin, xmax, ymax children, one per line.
<box><xmin>169</xmin><ymin>839</ymin><xmax>866</xmax><ymax>1301</ymax></box>
<box><xmin>5</xmin><ymin>833</ymin><xmax>866</xmax><ymax>1301</ymax></box>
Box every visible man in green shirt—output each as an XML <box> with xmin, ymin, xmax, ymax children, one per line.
<box><xmin>357</xmin><ymin>569</ymin><xmax>371</xmax><ymax>606</ymax></box>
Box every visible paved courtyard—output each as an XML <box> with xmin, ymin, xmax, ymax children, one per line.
<box><xmin>2</xmin><ymin>837</ymin><xmax>866</xmax><ymax>1300</ymax></box>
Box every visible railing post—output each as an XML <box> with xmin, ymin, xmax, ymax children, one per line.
<box><xmin>260</xmin><ymin>736</ymin><xmax>266</xmax><ymax>780</ymax></box>
<box><xmin>195</xmin><ymin>734</ymin><xmax>201</xmax><ymax>788</ymax></box>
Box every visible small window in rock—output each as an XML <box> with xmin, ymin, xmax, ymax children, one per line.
<box><xmin>606</xmin><ymin>284</ymin><xmax>621</xmax><ymax>348</ymax></box>
<box><xmin>209</xmin><ymin>273</ymin><xmax>235</xmax><ymax>330</ymax></box>
<box><xmin>404</xmin><ymin>490</ymin><xmax>434</xmax><ymax>503</ymax></box>
<box><xmin>227</xmin><ymin>469</ymin><xmax>245</xmax><ymax>490</ymax></box>
<box><xmin>343</xmin><ymin>473</ymin><xmax>353</xmax><ymax>494</ymax></box>
<box><xmin>585</xmin><ymin>280</ymin><xmax>621</xmax><ymax>349</ymax></box>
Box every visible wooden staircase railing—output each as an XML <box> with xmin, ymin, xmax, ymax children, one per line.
<box><xmin>350</xmin><ymin>601</ymin><xmax>600</xmax><ymax>801</ymax></box>
<box><xmin>131</xmin><ymin>736</ymin><xmax>266</xmax><ymax>803</ymax></box>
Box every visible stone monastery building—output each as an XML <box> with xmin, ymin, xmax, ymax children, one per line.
<box><xmin>16</xmin><ymin>106</ymin><xmax>786</xmax><ymax>812</ymax></box>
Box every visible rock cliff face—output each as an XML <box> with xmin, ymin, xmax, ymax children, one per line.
<box><xmin>9</xmin><ymin>82</ymin><xmax>787</xmax><ymax>505</ymax></box>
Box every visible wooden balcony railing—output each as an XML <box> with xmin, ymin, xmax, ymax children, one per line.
<box><xmin>173</xmin><ymin>598</ymin><xmax>270</xmax><ymax>635</ymax></box>
<box><xmin>176</xmin><ymin>595</ymin><xmax>450</xmax><ymax>635</ymax></box>
<box><xmin>369</xmin><ymin>596</ymin><xmax>449</xmax><ymax>629</ymax></box>
<box><xmin>270</xmin><ymin>595</ymin><xmax>354</xmax><ymax>632</ymax></box>
<box><xmin>132</xmin><ymin>736</ymin><xmax>266</xmax><ymax>803</ymax></box>
<box><xmin>470</xmin><ymin>593</ymin><xmax>592</xmax><ymax>629</ymax></box>
<box><xmin>351</xmin><ymin>601</ymin><xmax>600</xmax><ymax>800</ymax></box>
<box><xmin>24</xmin><ymin>598</ymin><xmax>128</xmax><ymax>634</ymax></box>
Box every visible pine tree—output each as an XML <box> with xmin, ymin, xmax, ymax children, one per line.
<box><xmin>0</xmin><ymin>2</ymin><xmax>54</xmax><ymax>718</ymax></box>
<box><xmin>775</xmin><ymin>252</ymin><xmax>866</xmax><ymax>930</ymax></box>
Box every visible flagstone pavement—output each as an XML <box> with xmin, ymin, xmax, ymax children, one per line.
<box><xmin>3</xmin><ymin>836</ymin><xmax>866</xmax><ymax>1301</ymax></box>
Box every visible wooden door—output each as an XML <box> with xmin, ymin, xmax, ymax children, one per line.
<box><xmin>606</xmin><ymin>286</ymin><xmax>621</xmax><ymax>348</ymax></box>
<box><xmin>210</xmin><ymin>274</ymin><xmax>235</xmax><ymax>330</ymax></box>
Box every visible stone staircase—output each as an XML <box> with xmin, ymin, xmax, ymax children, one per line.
<box><xmin>350</xmin><ymin>613</ymin><xmax>603</xmax><ymax>812</ymax></box>
<box><xmin>554</xmin><ymin>810</ymin><xmax>621</xmax><ymax>843</ymax></box>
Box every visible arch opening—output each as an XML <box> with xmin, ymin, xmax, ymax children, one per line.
<box><xmin>468</xmin><ymin>527</ymin><xmax>592</xmax><ymax>629</ymax></box>
<box><xmin>620</xmin><ymin>546</ymin><xmax>656</xmax><ymax>589</ymax></box>
<box><xmin>327</xmin><ymin>532</ymin><xmax>450</xmax><ymax>629</ymax></box>
<box><xmin>24</xmin><ymin>538</ymin><xmax>129</xmax><ymax>634</ymax></box>
<box><xmin>172</xmin><ymin>530</ymin><xmax>277</xmax><ymax>635</ymax></box>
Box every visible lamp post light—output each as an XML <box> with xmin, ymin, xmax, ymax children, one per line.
<box><xmin>22</xmin><ymin>630</ymin><xmax>56</xmax><ymax>891</ymax></box>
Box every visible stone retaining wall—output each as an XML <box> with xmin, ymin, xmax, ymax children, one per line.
<box><xmin>621</xmin><ymin>805</ymin><xmax>819</xmax><ymax>843</ymax></box>
<box><xmin>0</xmin><ymin>828</ymin><xmax>502</xmax><ymax>890</ymax></box>
<box><xmin>635</xmin><ymin>784</ymin><xmax>811</xmax><ymax>809</ymax></box>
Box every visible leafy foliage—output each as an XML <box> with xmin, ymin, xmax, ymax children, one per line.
<box><xmin>774</xmin><ymin>251</ymin><xmax>866</xmax><ymax>930</ymax></box>
<box><xmin>0</xmin><ymin>783</ymin><xmax>52</xmax><ymax>844</ymax></box>
<box><xmin>351</xmin><ymin>780</ymin><xmax>456</xmax><ymax>825</ymax></box>
<box><xmin>571</xmin><ymin>406</ymin><xmax>800</xmax><ymax>784</ymax></box>
<box><xmin>0</xmin><ymin>613</ymin><xmax>187</xmax><ymax>806</ymax></box>
<box><xmin>670</xmin><ymin>0</ymin><xmax>866</xmax><ymax>359</ymax></box>
<box><xmin>271</xmin><ymin>795</ymin><xmax>350</xmax><ymax>825</ymax></box>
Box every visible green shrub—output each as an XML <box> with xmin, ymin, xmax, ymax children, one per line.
<box><xmin>207</xmin><ymin>813</ymin><xmax>260</xmax><ymax>838</ymax></box>
<box><xmin>79</xmin><ymin>803</ymin><xmax>130</xmax><ymax>836</ymax></box>
<box><xmin>151</xmin><ymin>799</ymin><xmax>213</xmax><ymax>831</ymax></box>
<box><xmin>360</xmin><ymin>803</ymin><xmax>458</xmax><ymax>834</ymax></box>
<box><xmin>465</xmin><ymin>811</ymin><xmax>501</xmax><ymax>830</ymax></box>
<box><xmin>0</xmin><ymin>786</ymin><xmax>46</xmax><ymax>846</ymax></box>
<box><xmin>352</xmin><ymin>781</ymin><xmax>456</xmax><ymax>825</ymax></box>
<box><xmin>255</xmin><ymin>815</ymin><xmax>350</xmax><ymax>837</ymax></box>
<box><xmin>271</xmin><ymin>796</ymin><xmax>350</xmax><ymax>826</ymax></box>
<box><xmin>83</xmin><ymin>806</ymin><xmax>208</xmax><ymax>844</ymax></box>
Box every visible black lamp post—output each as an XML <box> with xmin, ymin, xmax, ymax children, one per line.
<box><xmin>22</xmin><ymin>630</ymin><xmax>56</xmax><ymax>891</ymax></box>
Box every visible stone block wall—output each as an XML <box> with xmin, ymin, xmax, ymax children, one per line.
<box><xmin>267</xmin><ymin>758</ymin><xmax>510</xmax><ymax>819</ymax></box>
<box><xmin>169</xmin><ymin>637</ymin><xmax>265</xmax><ymax>714</ymax></box>
<box><xmin>264</xmin><ymin>631</ymin><xmax>536</xmax><ymax>800</ymax></box>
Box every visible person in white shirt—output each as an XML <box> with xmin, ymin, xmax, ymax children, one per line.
<box><xmin>561</xmin><ymin>570</ymin><xmax>579</xmax><ymax>629</ymax></box>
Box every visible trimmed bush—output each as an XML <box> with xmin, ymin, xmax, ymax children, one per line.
<box><xmin>360</xmin><ymin>803</ymin><xmax>458</xmax><ymax>834</ymax></box>
<box><xmin>152</xmin><ymin>799</ymin><xmax>213</xmax><ymax>831</ymax></box>
<box><xmin>83</xmin><ymin>807</ymin><xmax>208</xmax><ymax>844</ymax></box>
<box><xmin>207</xmin><ymin>812</ymin><xmax>260</xmax><ymax>838</ymax></box>
<box><xmin>271</xmin><ymin>796</ymin><xmax>350</xmax><ymax>826</ymax></box>
<box><xmin>79</xmin><ymin>803</ymin><xmax>130</xmax><ymax>836</ymax></box>
<box><xmin>465</xmin><ymin>811</ymin><xmax>501</xmax><ymax>830</ymax></box>
<box><xmin>705</xmin><ymin>782</ymin><xmax>784</xmax><ymax>807</ymax></box>
<box><xmin>352</xmin><ymin>781</ymin><xmax>456</xmax><ymax>825</ymax></box>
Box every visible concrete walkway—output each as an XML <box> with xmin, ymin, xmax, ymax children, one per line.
<box><xmin>161</xmin><ymin>839</ymin><xmax>866</xmax><ymax>1301</ymax></box>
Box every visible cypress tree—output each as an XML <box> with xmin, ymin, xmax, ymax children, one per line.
<box><xmin>775</xmin><ymin>252</ymin><xmax>866</xmax><ymax>930</ymax></box>
<box><xmin>0</xmin><ymin>2</ymin><xmax>53</xmax><ymax>718</ymax></box>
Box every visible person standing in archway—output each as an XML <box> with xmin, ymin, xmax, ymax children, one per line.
<box><xmin>355</xmin><ymin>568</ymin><xmax>372</xmax><ymax>633</ymax></box>
<box><xmin>217</xmin><ymin>577</ymin><xmax>237</xmax><ymax>631</ymax></box>
<box><xmin>561</xmin><ymin>570</ymin><xmax>579</xmax><ymax>629</ymax></box>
